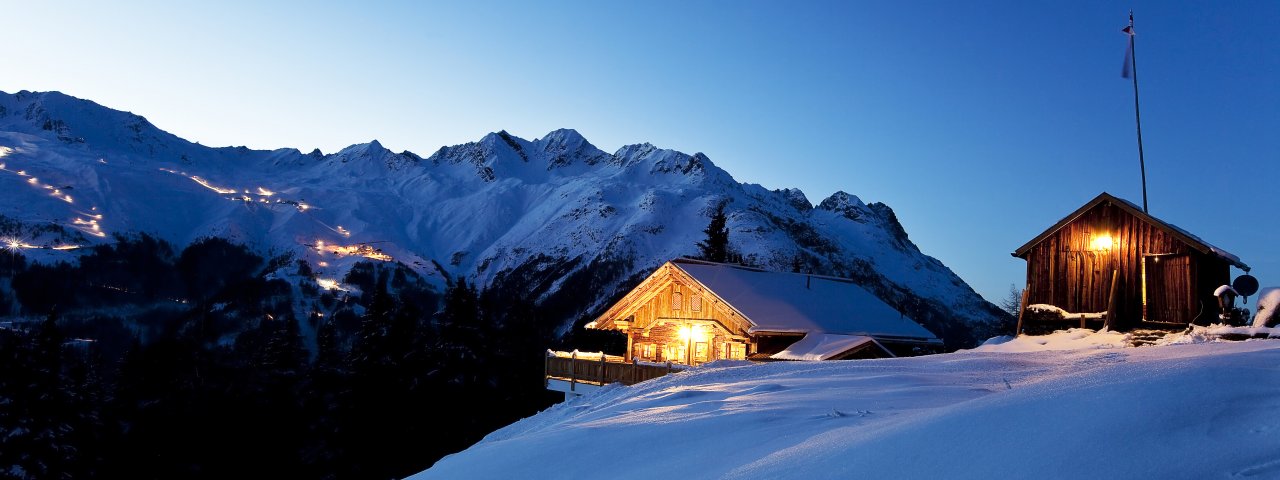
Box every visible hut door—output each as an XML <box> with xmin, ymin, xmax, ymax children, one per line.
<box><xmin>1144</xmin><ymin>255</ymin><xmax>1194</xmax><ymax>323</ymax></box>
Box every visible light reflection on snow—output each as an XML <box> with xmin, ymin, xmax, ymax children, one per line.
<box><xmin>311</xmin><ymin>240</ymin><xmax>392</xmax><ymax>262</ymax></box>
<box><xmin>0</xmin><ymin>148</ymin><xmax>105</xmax><ymax>238</ymax></box>
<box><xmin>316</xmin><ymin>278</ymin><xmax>345</xmax><ymax>291</ymax></box>
<box><xmin>2</xmin><ymin>236</ymin><xmax>82</xmax><ymax>251</ymax></box>
<box><xmin>159</xmin><ymin>168</ymin><xmax>316</xmax><ymax>215</ymax></box>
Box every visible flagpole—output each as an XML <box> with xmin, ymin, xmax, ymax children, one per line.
<box><xmin>1127</xmin><ymin>11</ymin><xmax>1149</xmax><ymax>214</ymax></box>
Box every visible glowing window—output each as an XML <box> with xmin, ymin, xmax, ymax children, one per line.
<box><xmin>694</xmin><ymin>342</ymin><xmax>708</xmax><ymax>362</ymax></box>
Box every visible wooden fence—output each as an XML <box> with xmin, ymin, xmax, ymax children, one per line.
<box><xmin>544</xmin><ymin>350</ymin><xmax>681</xmax><ymax>390</ymax></box>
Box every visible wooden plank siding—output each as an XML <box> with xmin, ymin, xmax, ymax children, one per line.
<box><xmin>626</xmin><ymin>276</ymin><xmax>752</xmax><ymax>365</ymax></box>
<box><xmin>1020</xmin><ymin>200</ymin><xmax>1231</xmax><ymax>330</ymax></box>
<box><xmin>592</xmin><ymin>263</ymin><xmax>754</xmax><ymax>366</ymax></box>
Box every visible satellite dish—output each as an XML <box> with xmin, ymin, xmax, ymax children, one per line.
<box><xmin>1233</xmin><ymin>275</ymin><xmax>1259</xmax><ymax>297</ymax></box>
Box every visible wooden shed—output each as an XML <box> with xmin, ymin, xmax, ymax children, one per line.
<box><xmin>586</xmin><ymin>258</ymin><xmax>942</xmax><ymax>365</ymax></box>
<box><xmin>1012</xmin><ymin>192</ymin><xmax>1249</xmax><ymax>332</ymax></box>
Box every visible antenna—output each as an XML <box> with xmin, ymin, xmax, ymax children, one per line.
<box><xmin>1124</xmin><ymin>11</ymin><xmax>1149</xmax><ymax>213</ymax></box>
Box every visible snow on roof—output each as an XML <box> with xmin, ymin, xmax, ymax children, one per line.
<box><xmin>1013</xmin><ymin>193</ymin><xmax>1248</xmax><ymax>271</ymax></box>
<box><xmin>1107</xmin><ymin>195</ymin><xmax>1247</xmax><ymax>269</ymax></box>
<box><xmin>770</xmin><ymin>333</ymin><xmax>890</xmax><ymax>361</ymax></box>
<box><xmin>672</xmin><ymin>259</ymin><xmax>939</xmax><ymax>341</ymax></box>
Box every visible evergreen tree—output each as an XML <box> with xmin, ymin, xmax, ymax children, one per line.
<box><xmin>348</xmin><ymin>273</ymin><xmax>397</xmax><ymax>374</ymax></box>
<box><xmin>0</xmin><ymin>310</ymin><xmax>108</xmax><ymax>479</ymax></box>
<box><xmin>258</xmin><ymin>314</ymin><xmax>306</xmax><ymax>376</ymax></box>
<box><xmin>697</xmin><ymin>201</ymin><xmax>731</xmax><ymax>263</ymax></box>
<box><xmin>434</xmin><ymin>278</ymin><xmax>483</xmax><ymax>384</ymax></box>
<box><xmin>314</xmin><ymin>317</ymin><xmax>343</xmax><ymax>373</ymax></box>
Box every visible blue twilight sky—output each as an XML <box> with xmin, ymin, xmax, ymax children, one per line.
<box><xmin>2</xmin><ymin>1</ymin><xmax>1277</xmax><ymax>304</ymax></box>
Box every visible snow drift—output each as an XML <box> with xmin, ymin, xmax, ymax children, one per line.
<box><xmin>413</xmin><ymin>336</ymin><xmax>1280</xmax><ymax>479</ymax></box>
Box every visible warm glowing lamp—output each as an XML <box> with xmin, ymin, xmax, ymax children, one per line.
<box><xmin>1091</xmin><ymin>234</ymin><xmax>1113</xmax><ymax>251</ymax></box>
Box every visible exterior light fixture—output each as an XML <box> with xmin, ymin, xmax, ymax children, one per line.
<box><xmin>1091</xmin><ymin>234</ymin><xmax>1113</xmax><ymax>251</ymax></box>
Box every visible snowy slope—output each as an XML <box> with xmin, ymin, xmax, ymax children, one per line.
<box><xmin>413</xmin><ymin>336</ymin><xmax>1280</xmax><ymax>480</ymax></box>
<box><xmin>0</xmin><ymin>90</ymin><xmax>1006</xmax><ymax>345</ymax></box>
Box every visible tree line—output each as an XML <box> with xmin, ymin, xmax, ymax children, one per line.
<box><xmin>0</xmin><ymin>234</ymin><xmax>567</xmax><ymax>479</ymax></box>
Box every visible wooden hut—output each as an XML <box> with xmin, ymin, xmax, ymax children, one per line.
<box><xmin>585</xmin><ymin>258</ymin><xmax>942</xmax><ymax>365</ymax></box>
<box><xmin>1012</xmin><ymin>192</ymin><xmax>1249</xmax><ymax>332</ymax></box>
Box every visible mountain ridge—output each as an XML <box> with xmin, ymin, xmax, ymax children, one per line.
<box><xmin>0</xmin><ymin>90</ymin><xmax>1008</xmax><ymax>347</ymax></box>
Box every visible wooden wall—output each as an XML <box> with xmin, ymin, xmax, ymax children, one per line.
<box><xmin>624</xmin><ymin>276</ymin><xmax>752</xmax><ymax>365</ymax></box>
<box><xmin>1022</xmin><ymin>202</ymin><xmax>1230</xmax><ymax>329</ymax></box>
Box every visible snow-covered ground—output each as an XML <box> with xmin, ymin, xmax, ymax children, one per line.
<box><xmin>412</xmin><ymin>332</ymin><xmax>1280</xmax><ymax>480</ymax></box>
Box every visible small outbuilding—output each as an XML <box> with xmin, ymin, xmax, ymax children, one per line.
<box><xmin>1012</xmin><ymin>192</ymin><xmax>1249</xmax><ymax>332</ymax></box>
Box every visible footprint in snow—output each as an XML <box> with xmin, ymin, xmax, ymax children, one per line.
<box><xmin>821</xmin><ymin>409</ymin><xmax>872</xmax><ymax>419</ymax></box>
<box><xmin>738</xmin><ymin>383</ymin><xmax>788</xmax><ymax>395</ymax></box>
<box><xmin>1232</xmin><ymin>458</ymin><xmax>1280</xmax><ymax>477</ymax></box>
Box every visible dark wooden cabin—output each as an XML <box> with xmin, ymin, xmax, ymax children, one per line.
<box><xmin>1012</xmin><ymin>192</ymin><xmax>1250</xmax><ymax>332</ymax></box>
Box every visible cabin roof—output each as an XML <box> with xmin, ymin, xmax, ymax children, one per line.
<box><xmin>1011</xmin><ymin>192</ymin><xmax>1248</xmax><ymax>271</ymax></box>
<box><xmin>668</xmin><ymin>259</ymin><xmax>939</xmax><ymax>340</ymax></box>
<box><xmin>769</xmin><ymin>333</ymin><xmax>893</xmax><ymax>361</ymax></box>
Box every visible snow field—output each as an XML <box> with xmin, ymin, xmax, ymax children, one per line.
<box><xmin>414</xmin><ymin>332</ymin><xmax>1280</xmax><ymax>480</ymax></box>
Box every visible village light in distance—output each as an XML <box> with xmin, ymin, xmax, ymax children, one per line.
<box><xmin>1091</xmin><ymin>234</ymin><xmax>1114</xmax><ymax>251</ymax></box>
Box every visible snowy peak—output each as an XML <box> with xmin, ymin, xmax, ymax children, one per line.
<box><xmin>0</xmin><ymin>90</ymin><xmax>191</xmax><ymax>159</ymax></box>
<box><xmin>817</xmin><ymin>191</ymin><xmax>870</xmax><ymax>222</ymax></box>
<box><xmin>867</xmin><ymin>202</ymin><xmax>915</xmax><ymax>253</ymax></box>
<box><xmin>776</xmin><ymin>188</ymin><xmax>813</xmax><ymax>212</ymax></box>
<box><xmin>612</xmin><ymin>142</ymin><xmax>710</xmax><ymax>176</ymax></box>
<box><xmin>534</xmin><ymin>128</ymin><xmax>609</xmax><ymax>168</ymax></box>
<box><xmin>334</xmin><ymin>139</ymin><xmax>387</xmax><ymax>159</ymax></box>
<box><xmin>329</xmin><ymin>139</ymin><xmax>420</xmax><ymax>170</ymax></box>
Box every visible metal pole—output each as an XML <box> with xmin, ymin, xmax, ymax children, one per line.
<box><xmin>1128</xmin><ymin>11</ymin><xmax>1149</xmax><ymax>214</ymax></box>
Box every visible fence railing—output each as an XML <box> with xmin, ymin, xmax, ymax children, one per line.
<box><xmin>544</xmin><ymin>350</ymin><xmax>684</xmax><ymax>391</ymax></box>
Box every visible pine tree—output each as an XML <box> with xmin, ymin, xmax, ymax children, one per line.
<box><xmin>259</xmin><ymin>314</ymin><xmax>306</xmax><ymax>377</ymax></box>
<box><xmin>434</xmin><ymin>278</ymin><xmax>483</xmax><ymax>385</ymax></box>
<box><xmin>697</xmin><ymin>201</ymin><xmax>731</xmax><ymax>263</ymax></box>
<box><xmin>348</xmin><ymin>273</ymin><xmax>397</xmax><ymax>374</ymax></box>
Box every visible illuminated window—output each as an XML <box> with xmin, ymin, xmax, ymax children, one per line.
<box><xmin>694</xmin><ymin>342</ymin><xmax>708</xmax><ymax>362</ymax></box>
<box><xmin>642</xmin><ymin>344</ymin><xmax>655</xmax><ymax>359</ymax></box>
<box><xmin>730</xmin><ymin>343</ymin><xmax>746</xmax><ymax>360</ymax></box>
<box><xmin>691</xmin><ymin>295</ymin><xmax>702</xmax><ymax>311</ymax></box>
<box><xmin>672</xmin><ymin>291</ymin><xmax>683</xmax><ymax>310</ymax></box>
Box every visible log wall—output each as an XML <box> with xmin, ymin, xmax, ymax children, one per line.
<box><xmin>1022</xmin><ymin>202</ymin><xmax>1230</xmax><ymax>329</ymax></box>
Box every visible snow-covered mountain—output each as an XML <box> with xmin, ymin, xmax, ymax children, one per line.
<box><xmin>0</xmin><ymin>90</ymin><xmax>1007</xmax><ymax>347</ymax></box>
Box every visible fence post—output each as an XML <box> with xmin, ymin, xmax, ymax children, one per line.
<box><xmin>599</xmin><ymin>353</ymin><xmax>606</xmax><ymax>384</ymax></box>
<box><xmin>570</xmin><ymin>350</ymin><xmax>577</xmax><ymax>392</ymax></box>
<box><xmin>543</xmin><ymin>351</ymin><xmax>549</xmax><ymax>389</ymax></box>
<box><xmin>1105</xmin><ymin>269</ymin><xmax>1120</xmax><ymax>331</ymax></box>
